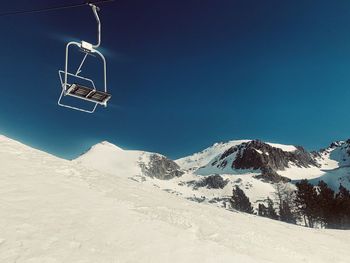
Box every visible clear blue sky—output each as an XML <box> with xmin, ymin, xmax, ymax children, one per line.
<box><xmin>1</xmin><ymin>0</ymin><xmax>350</xmax><ymax>159</ymax></box>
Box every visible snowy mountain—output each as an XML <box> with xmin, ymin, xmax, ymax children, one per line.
<box><xmin>309</xmin><ymin>139</ymin><xmax>350</xmax><ymax>190</ymax></box>
<box><xmin>192</xmin><ymin>140</ymin><xmax>318</xmax><ymax>181</ymax></box>
<box><xmin>174</xmin><ymin>139</ymin><xmax>350</xmax><ymax>209</ymax></box>
<box><xmin>76</xmin><ymin>141</ymin><xmax>183</xmax><ymax>180</ymax></box>
<box><xmin>175</xmin><ymin>140</ymin><xmax>300</xmax><ymax>208</ymax></box>
<box><xmin>177</xmin><ymin>139</ymin><xmax>350</xmax><ymax>180</ymax></box>
<box><xmin>2</xmin><ymin>134</ymin><xmax>350</xmax><ymax>262</ymax></box>
<box><xmin>316</xmin><ymin>139</ymin><xmax>350</xmax><ymax>169</ymax></box>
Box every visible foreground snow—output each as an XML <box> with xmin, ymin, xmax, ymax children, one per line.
<box><xmin>1</xmin><ymin>135</ymin><xmax>350</xmax><ymax>263</ymax></box>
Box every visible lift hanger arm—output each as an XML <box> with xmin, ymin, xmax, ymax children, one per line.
<box><xmin>89</xmin><ymin>3</ymin><xmax>101</xmax><ymax>49</ymax></box>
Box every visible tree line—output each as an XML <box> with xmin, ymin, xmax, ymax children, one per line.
<box><xmin>230</xmin><ymin>180</ymin><xmax>350</xmax><ymax>229</ymax></box>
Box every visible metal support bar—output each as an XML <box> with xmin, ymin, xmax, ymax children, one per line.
<box><xmin>64</xmin><ymin>41</ymin><xmax>80</xmax><ymax>92</ymax></box>
<box><xmin>94</xmin><ymin>49</ymin><xmax>107</xmax><ymax>93</ymax></box>
<box><xmin>76</xmin><ymin>52</ymin><xmax>88</xmax><ymax>75</ymax></box>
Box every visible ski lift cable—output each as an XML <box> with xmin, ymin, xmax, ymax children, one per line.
<box><xmin>0</xmin><ymin>0</ymin><xmax>115</xmax><ymax>17</ymax></box>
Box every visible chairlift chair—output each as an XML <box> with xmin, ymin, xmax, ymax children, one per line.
<box><xmin>58</xmin><ymin>3</ymin><xmax>111</xmax><ymax>113</ymax></box>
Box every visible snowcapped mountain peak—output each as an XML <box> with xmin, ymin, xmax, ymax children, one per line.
<box><xmin>75</xmin><ymin>143</ymin><xmax>136</xmax><ymax>176</ymax></box>
<box><xmin>90</xmin><ymin>140</ymin><xmax>125</xmax><ymax>152</ymax></box>
<box><xmin>76</xmin><ymin>141</ymin><xmax>183</xmax><ymax>180</ymax></box>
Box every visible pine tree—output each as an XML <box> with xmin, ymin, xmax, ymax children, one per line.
<box><xmin>279</xmin><ymin>200</ymin><xmax>296</xmax><ymax>224</ymax></box>
<box><xmin>316</xmin><ymin>180</ymin><xmax>335</xmax><ymax>228</ymax></box>
<box><xmin>231</xmin><ymin>186</ymin><xmax>254</xmax><ymax>214</ymax></box>
<box><xmin>274</xmin><ymin>182</ymin><xmax>297</xmax><ymax>224</ymax></box>
<box><xmin>258</xmin><ymin>203</ymin><xmax>267</xmax><ymax>217</ymax></box>
<box><xmin>334</xmin><ymin>184</ymin><xmax>350</xmax><ymax>229</ymax></box>
<box><xmin>295</xmin><ymin>179</ymin><xmax>318</xmax><ymax>228</ymax></box>
<box><xmin>266</xmin><ymin>197</ymin><xmax>278</xmax><ymax>220</ymax></box>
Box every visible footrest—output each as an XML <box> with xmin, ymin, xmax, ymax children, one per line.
<box><xmin>66</xmin><ymin>84</ymin><xmax>111</xmax><ymax>104</ymax></box>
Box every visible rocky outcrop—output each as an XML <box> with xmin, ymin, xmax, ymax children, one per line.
<box><xmin>232</xmin><ymin>140</ymin><xmax>319</xmax><ymax>171</ymax></box>
<box><xmin>140</xmin><ymin>154</ymin><xmax>184</xmax><ymax>180</ymax></box>
<box><xmin>255</xmin><ymin>167</ymin><xmax>290</xmax><ymax>183</ymax></box>
<box><xmin>196</xmin><ymin>174</ymin><xmax>229</xmax><ymax>189</ymax></box>
<box><xmin>185</xmin><ymin>174</ymin><xmax>229</xmax><ymax>190</ymax></box>
<box><xmin>202</xmin><ymin>174</ymin><xmax>229</xmax><ymax>189</ymax></box>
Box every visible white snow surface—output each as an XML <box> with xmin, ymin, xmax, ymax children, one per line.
<box><xmin>1</xmin><ymin>135</ymin><xmax>350</xmax><ymax>262</ymax></box>
<box><xmin>265</xmin><ymin>142</ymin><xmax>297</xmax><ymax>152</ymax></box>
<box><xmin>175</xmin><ymin>140</ymin><xmax>250</xmax><ymax>170</ymax></box>
<box><xmin>75</xmin><ymin>141</ymin><xmax>153</xmax><ymax>177</ymax></box>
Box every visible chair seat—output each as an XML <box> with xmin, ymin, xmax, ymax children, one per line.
<box><xmin>66</xmin><ymin>84</ymin><xmax>111</xmax><ymax>104</ymax></box>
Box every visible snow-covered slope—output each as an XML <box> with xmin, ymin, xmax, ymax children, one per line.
<box><xmin>176</xmin><ymin>140</ymin><xmax>250</xmax><ymax>170</ymax></box>
<box><xmin>75</xmin><ymin>141</ymin><xmax>149</xmax><ymax>177</ymax></box>
<box><xmin>316</xmin><ymin>140</ymin><xmax>350</xmax><ymax>169</ymax></box>
<box><xmin>1</xmin><ymin>134</ymin><xmax>350</xmax><ymax>262</ymax></box>
<box><xmin>271</xmin><ymin>139</ymin><xmax>350</xmax><ymax>183</ymax></box>
<box><xmin>308</xmin><ymin>140</ymin><xmax>350</xmax><ymax>190</ymax></box>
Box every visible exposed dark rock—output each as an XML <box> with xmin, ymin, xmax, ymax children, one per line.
<box><xmin>220</xmin><ymin>146</ymin><xmax>237</xmax><ymax>160</ymax></box>
<box><xmin>232</xmin><ymin>140</ymin><xmax>319</xmax><ymax>171</ymax></box>
<box><xmin>219</xmin><ymin>160</ymin><xmax>228</xmax><ymax>169</ymax></box>
<box><xmin>186</xmin><ymin>174</ymin><xmax>229</xmax><ymax>190</ymax></box>
<box><xmin>140</xmin><ymin>154</ymin><xmax>184</xmax><ymax>180</ymax></box>
<box><xmin>330</xmin><ymin>141</ymin><xmax>343</xmax><ymax>148</ymax></box>
<box><xmin>311</xmin><ymin>151</ymin><xmax>321</xmax><ymax>158</ymax></box>
<box><xmin>199</xmin><ymin>174</ymin><xmax>229</xmax><ymax>189</ymax></box>
<box><xmin>255</xmin><ymin>167</ymin><xmax>290</xmax><ymax>183</ymax></box>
